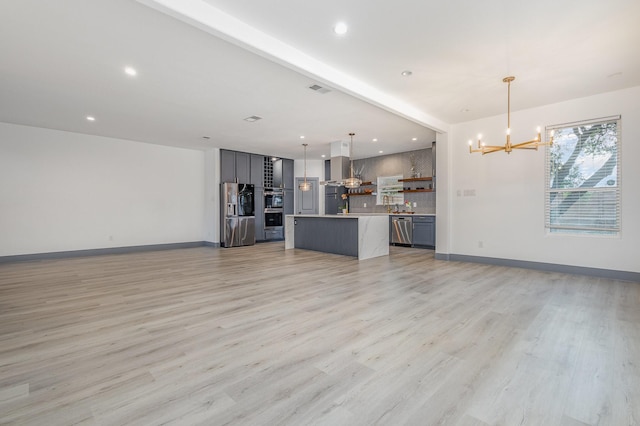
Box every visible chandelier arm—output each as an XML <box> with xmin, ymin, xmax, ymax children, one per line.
<box><xmin>511</xmin><ymin>139</ymin><xmax>552</xmax><ymax>149</ymax></box>
<box><xmin>481</xmin><ymin>146</ymin><xmax>507</xmax><ymax>154</ymax></box>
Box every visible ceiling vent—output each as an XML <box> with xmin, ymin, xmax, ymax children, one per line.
<box><xmin>308</xmin><ymin>84</ymin><xmax>331</xmax><ymax>94</ymax></box>
<box><xmin>243</xmin><ymin>115</ymin><xmax>262</xmax><ymax>122</ymax></box>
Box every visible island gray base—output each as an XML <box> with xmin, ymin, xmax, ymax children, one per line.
<box><xmin>285</xmin><ymin>215</ymin><xmax>389</xmax><ymax>260</ymax></box>
<box><xmin>293</xmin><ymin>217</ymin><xmax>358</xmax><ymax>257</ymax></box>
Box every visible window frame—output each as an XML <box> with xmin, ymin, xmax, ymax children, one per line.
<box><xmin>544</xmin><ymin>115</ymin><xmax>621</xmax><ymax>236</ymax></box>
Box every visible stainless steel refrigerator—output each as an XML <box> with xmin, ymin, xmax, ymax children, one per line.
<box><xmin>221</xmin><ymin>183</ymin><xmax>255</xmax><ymax>247</ymax></box>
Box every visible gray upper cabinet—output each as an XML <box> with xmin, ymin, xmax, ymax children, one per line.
<box><xmin>221</xmin><ymin>150</ymin><xmax>292</xmax><ymax>189</ymax></box>
<box><xmin>220</xmin><ymin>149</ymin><xmax>250</xmax><ymax>183</ymax></box>
<box><xmin>235</xmin><ymin>152</ymin><xmax>250</xmax><ymax>184</ymax></box>
<box><xmin>272</xmin><ymin>159</ymin><xmax>283</xmax><ymax>188</ymax></box>
<box><xmin>250</xmin><ymin>154</ymin><xmax>264</xmax><ymax>187</ymax></box>
<box><xmin>271</xmin><ymin>158</ymin><xmax>294</xmax><ymax>189</ymax></box>
<box><xmin>282</xmin><ymin>159</ymin><xmax>294</xmax><ymax>189</ymax></box>
<box><xmin>220</xmin><ymin>150</ymin><xmax>236</xmax><ymax>183</ymax></box>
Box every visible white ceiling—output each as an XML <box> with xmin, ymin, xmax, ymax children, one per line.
<box><xmin>1</xmin><ymin>0</ymin><xmax>639</xmax><ymax>160</ymax></box>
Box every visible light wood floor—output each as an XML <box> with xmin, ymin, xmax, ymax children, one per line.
<box><xmin>1</xmin><ymin>243</ymin><xmax>638</xmax><ymax>425</ymax></box>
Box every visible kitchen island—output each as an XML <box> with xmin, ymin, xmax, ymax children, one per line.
<box><xmin>285</xmin><ymin>214</ymin><xmax>389</xmax><ymax>260</ymax></box>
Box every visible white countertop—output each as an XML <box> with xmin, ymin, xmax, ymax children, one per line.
<box><xmin>287</xmin><ymin>213</ymin><xmax>435</xmax><ymax>218</ymax></box>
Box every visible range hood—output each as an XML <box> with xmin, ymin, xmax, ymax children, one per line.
<box><xmin>321</xmin><ymin>140</ymin><xmax>351</xmax><ymax>186</ymax></box>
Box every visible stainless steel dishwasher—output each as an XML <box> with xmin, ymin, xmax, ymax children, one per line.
<box><xmin>391</xmin><ymin>216</ymin><xmax>412</xmax><ymax>245</ymax></box>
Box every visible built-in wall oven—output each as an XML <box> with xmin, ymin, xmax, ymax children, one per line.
<box><xmin>264</xmin><ymin>189</ymin><xmax>284</xmax><ymax>209</ymax></box>
<box><xmin>264</xmin><ymin>188</ymin><xmax>284</xmax><ymax>239</ymax></box>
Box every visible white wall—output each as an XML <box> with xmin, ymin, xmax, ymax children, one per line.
<box><xmin>448</xmin><ymin>86</ymin><xmax>640</xmax><ymax>273</ymax></box>
<box><xmin>434</xmin><ymin>131</ymin><xmax>451</xmax><ymax>255</ymax></box>
<box><xmin>0</xmin><ymin>123</ymin><xmax>205</xmax><ymax>256</ymax></box>
<box><xmin>203</xmin><ymin>148</ymin><xmax>221</xmax><ymax>244</ymax></box>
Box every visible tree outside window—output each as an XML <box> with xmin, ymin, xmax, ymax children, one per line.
<box><xmin>545</xmin><ymin>116</ymin><xmax>621</xmax><ymax>235</ymax></box>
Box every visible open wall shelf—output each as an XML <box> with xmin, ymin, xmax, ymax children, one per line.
<box><xmin>398</xmin><ymin>177</ymin><xmax>432</xmax><ymax>182</ymax></box>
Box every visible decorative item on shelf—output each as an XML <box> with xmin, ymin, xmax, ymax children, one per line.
<box><xmin>405</xmin><ymin>200</ymin><xmax>412</xmax><ymax>213</ymax></box>
<box><xmin>409</xmin><ymin>153</ymin><xmax>418</xmax><ymax>178</ymax></box>
<box><xmin>469</xmin><ymin>76</ymin><xmax>554</xmax><ymax>155</ymax></box>
<box><xmin>298</xmin><ymin>143</ymin><xmax>311</xmax><ymax>191</ymax></box>
<box><xmin>341</xmin><ymin>193</ymin><xmax>349</xmax><ymax>213</ymax></box>
<box><xmin>344</xmin><ymin>132</ymin><xmax>362</xmax><ymax>189</ymax></box>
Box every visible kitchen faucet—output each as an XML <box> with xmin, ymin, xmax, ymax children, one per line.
<box><xmin>383</xmin><ymin>195</ymin><xmax>391</xmax><ymax>213</ymax></box>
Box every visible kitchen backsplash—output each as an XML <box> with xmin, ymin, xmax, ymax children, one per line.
<box><xmin>347</xmin><ymin>147</ymin><xmax>435</xmax><ymax>214</ymax></box>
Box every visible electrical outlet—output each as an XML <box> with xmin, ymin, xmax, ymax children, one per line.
<box><xmin>478</xmin><ymin>241</ymin><xmax>483</xmax><ymax>248</ymax></box>
<box><xmin>413</xmin><ymin>202</ymin><xmax>417</xmax><ymax>207</ymax></box>
<box><xmin>363</xmin><ymin>203</ymin><xmax>367</xmax><ymax>208</ymax></box>
<box><xmin>109</xmin><ymin>235</ymin><xmax>114</xmax><ymax>241</ymax></box>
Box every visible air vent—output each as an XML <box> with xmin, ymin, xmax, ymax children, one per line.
<box><xmin>243</xmin><ymin>115</ymin><xmax>262</xmax><ymax>122</ymax></box>
<box><xmin>308</xmin><ymin>84</ymin><xmax>331</xmax><ymax>94</ymax></box>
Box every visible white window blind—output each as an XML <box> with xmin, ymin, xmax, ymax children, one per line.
<box><xmin>545</xmin><ymin>116</ymin><xmax>621</xmax><ymax>235</ymax></box>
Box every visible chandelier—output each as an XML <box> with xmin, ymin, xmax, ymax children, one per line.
<box><xmin>343</xmin><ymin>132</ymin><xmax>362</xmax><ymax>189</ymax></box>
<box><xmin>469</xmin><ymin>76</ymin><xmax>554</xmax><ymax>155</ymax></box>
<box><xmin>298</xmin><ymin>143</ymin><xmax>311</xmax><ymax>191</ymax></box>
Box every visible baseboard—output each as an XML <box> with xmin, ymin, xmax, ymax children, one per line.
<box><xmin>0</xmin><ymin>241</ymin><xmax>212</xmax><ymax>263</ymax></box>
<box><xmin>434</xmin><ymin>252</ymin><xmax>639</xmax><ymax>282</ymax></box>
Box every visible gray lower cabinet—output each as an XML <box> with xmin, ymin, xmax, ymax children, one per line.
<box><xmin>254</xmin><ymin>187</ymin><xmax>264</xmax><ymax>241</ymax></box>
<box><xmin>284</xmin><ymin>189</ymin><xmax>294</xmax><ymax>215</ymax></box>
<box><xmin>412</xmin><ymin>216</ymin><xmax>435</xmax><ymax>247</ymax></box>
<box><xmin>264</xmin><ymin>228</ymin><xmax>283</xmax><ymax>240</ymax></box>
<box><xmin>294</xmin><ymin>217</ymin><xmax>358</xmax><ymax>257</ymax></box>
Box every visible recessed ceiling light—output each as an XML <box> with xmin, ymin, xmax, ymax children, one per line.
<box><xmin>401</xmin><ymin>70</ymin><xmax>412</xmax><ymax>77</ymax></box>
<box><xmin>372</xmin><ymin>138</ymin><xmax>378</xmax><ymax>142</ymax></box>
<box><xmin>334</xmin><ymin>22</ymin><xmax>348</xmax><ymax>35</ymax></box>
<box><xmin>244</xmin><ymin>115</ymin><xmax>262</xmax><ymax>122</ymax></box>
<box><xmin>86</xmin><ymin>116</ymin><xmax>95</xmax><ymax>121</ymax></box>
<box><xmin>321</xmin><ymin>154</ymin><xmax>326</xmax><ymax>158</ymax></box>
<box><xmin>379</xmin><ymin>150</ymin><xmax>384</xmax><ymax>154</ymax></box>
<box><xmin>308</xmin><ymin>84</ymin><xmax>331</xmax><ymax>94</ymax></box>
<box><xmin>412</xmin><ymin>137</ymin><xmax>417</xmax><ymax>141</ymax></box>
<box><xmin>202</xmin><ymin>136</ymin><xmax>210</xmax><ymax>139</ymax></box>
<box><xmin>300</xmin><ymin>135</ymin><xmax>305</xmax><ymax>139</ymax></box>
<box><xmin>124</xmin><ymin>67</ymin><xmax>137</xmax><ymax>76</ymax></box>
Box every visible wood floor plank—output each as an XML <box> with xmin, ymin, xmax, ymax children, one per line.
<box><xmin>1</xmin><ymin>243</ymin><xmax>638</xmax><ymax>425</ymax></box>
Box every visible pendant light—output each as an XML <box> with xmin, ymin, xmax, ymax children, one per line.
<box><xmin>298</xmin><ymin>143</ymin><xmax>311</xmax><ymax>191</ymax></box>
<box><xmin>343</xmin><ymin>132</ymin><xmax>362</xmax><ymax>189</ymax></box>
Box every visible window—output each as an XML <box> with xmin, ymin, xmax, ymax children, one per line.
<box><xmin>545</xmin><ymin>116</ymin><xmax>621</xmax><ymax>235</ymax></box>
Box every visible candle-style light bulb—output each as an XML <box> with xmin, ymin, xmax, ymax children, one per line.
<box><xmin>550</xmin><ymin>130</ymin><xmax>555</xmax><ymax>137</ymax></box>
<box><xmin>506</xmin><ymin>128</ymin><xmax>511</xmax><ymax>135</ymax></box>
<box><xmin>468</xmin><ymin>140</ymin><xmax>472</xmax><ymax>146</ymax></box>
<box><xmin>536</xmin><ymin>126</ymin><xmax>541</xmax><ymax>133</ymax></box>
<box><xmin>478</xmin><ymin>133</ymin><xmax>482</xmax><ymax>140</ymax></box>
